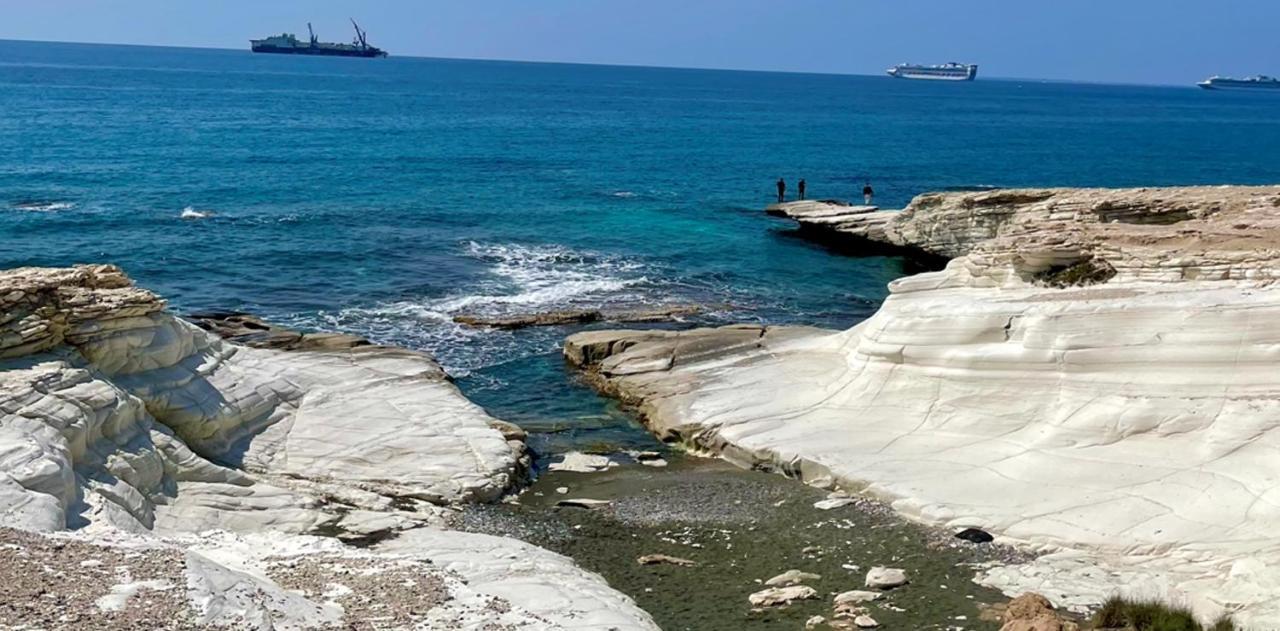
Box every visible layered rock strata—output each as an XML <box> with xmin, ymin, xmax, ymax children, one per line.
<box><xmin>574</xmin><ymin>185</ymin><xmax>1280</xmax><ymax>627</ymax></box>
<box><xmin>1</xmin><ymin>265</ymin><xmax>657</xmax><ymax>629</ymax></box>
<box><xmin>767</xmin><ymin>200</ymin><xmax>892</xmax><ymax>236</ymax></box>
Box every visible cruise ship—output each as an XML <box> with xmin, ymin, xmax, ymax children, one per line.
<box><xmin>251</xmin><ymin>20</ymin><xmax>387</xmax><ymax>58</ymax></box>
<box><xmin>1197</xmin><ymin>75</ymin><xmax>1280</xmax><ymax>91</ymax></box>
<box><xmin>887</xmin><ymin>62</ymin><xmax>978</xmax><ymax>81</ymax></box>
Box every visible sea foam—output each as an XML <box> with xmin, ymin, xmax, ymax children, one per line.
<box><xmin>180</xmin><ymin>206</ymin><xmax>212</xmax><ymax>219</ymax></box>
<box><xmin>11</xmin><ymin>201</ymin><xmax>74</xmax><ymax>212</ymax></box>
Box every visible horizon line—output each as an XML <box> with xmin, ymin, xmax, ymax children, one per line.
<box><xmin>0</xmin><ymin>36</ymin><xmax>1204</xmax><ymax>89</ymax></box>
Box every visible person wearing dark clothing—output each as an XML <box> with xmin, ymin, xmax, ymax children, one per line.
<box><xmin>863</xmin><ymin>182</ymin><xmax>874</xmax><ymax>205</ymax></box>
<box><xmin>776</xmin><ymin>178</ymin><xmax>786</xmax><ymax>203</ymax></box>
<box><xmin>798</xmin><ymin>179</ymin><xmax>806</xmax><ymax>200</ymax></box>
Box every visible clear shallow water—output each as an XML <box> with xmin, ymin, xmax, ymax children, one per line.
<box><xmin>5</xmin><ymin>40</ymin><xmax>1280</xmax><ymax>451</ymax></box>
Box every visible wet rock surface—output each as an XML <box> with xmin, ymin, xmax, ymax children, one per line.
<box><xmin>187</xmin><ymin>310</ymin><xmax>374</xmax><ymax>351</ymax></box>
<box><xmin>453</xmin><ymin>305</ymin><xmax>702</xmax><ymax>329</ymax></box>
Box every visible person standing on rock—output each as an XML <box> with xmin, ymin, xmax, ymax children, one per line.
<box><xmin>798</xmin><ymin>179</ymin><xmax>806</xmax><ymax>200</ymax></box>
<box><xmin>863</xmin><ymin>182</ymin><xmax>874</xmax><ymax>205</ymax></box>
<box><xmin>776</xmin><ymin>178</ymin><xmax>786</xmax><ymax>203</ymax></box>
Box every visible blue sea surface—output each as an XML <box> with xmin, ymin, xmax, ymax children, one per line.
<box><xmin>4</xmin><ymin>40</ymin><xmax>1280</xmax><ymax>453</ymax></box>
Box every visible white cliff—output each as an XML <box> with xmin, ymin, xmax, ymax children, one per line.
<box><xmin>1</xmin><ymin>265</ymin><xmax>657</xmax><ymax>629</ymax></box>
<box><xmin>569</xmin><ymin>185</ymin><xmax>1280</xmax><ymax>627</ymax></box>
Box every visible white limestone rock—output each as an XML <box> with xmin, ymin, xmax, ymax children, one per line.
<box><xmin>568</xmin><ymin>186</ymin><xmax>1280</xmax><ymax>628</ymax></box>
<box><xmin>853</xmin><ymin>614</ymin><xmax>880</xmax><ymax>628</ymax></box>
<box><xmin>834</xmin><ymin>589</ymin><xmax>882</xmax><ymax>605</ymax></box>
<box><xmin>747</xmin><ymin>585</ymin><xmax>818</xmax><ymax>608</ymax></box>
<box><xmin>547</xmin><ymin>451</ymin><xmax>616</xmax><ymax>473</ymax></box>
<box><xmin>0</xmin><ymin>265</ymin><xmax>521</xmax><ymax>536</ymax></box>
<box><xmin>377</xmin><ymin>528</ymin><xmax>659</xmax><ymax>629</ymax></box>
<box><xmin>814</xmin><ymin>497</ymin><xmax>857</xmax><ymax>510</ymax></box>
<box><xmin>0</xmin><ymin>266</ymin><xmax>653</xmax><ymax>630</ymax></box>
<box><xmin>1</xmin><ymin>526</ymin><xmax>658</xmax><ymax>630</ymax></box>
<box><xmin>764</xmin><ymin>569</ymin><xmax>821</xmax><ymax>586</ymax></box>
<box><xmin>865</xmin><ymin>567</ymin><xmax>908</xmax><ymax>590</ymax></box>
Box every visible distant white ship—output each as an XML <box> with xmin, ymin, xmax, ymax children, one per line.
<box><xmin>887</xmin><ymin>62</ymin><xmax>978</xmax><ymax>81</ymax></box>
<box><xmin>1197</xmin><ymin>75</ymin><xmax>1280</xmax><ymax>91</ymax></box>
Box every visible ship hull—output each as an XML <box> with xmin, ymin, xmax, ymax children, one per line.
<box><xmin>1198</xmin><ymin>81</ymin><xmax>1280</xmax><ymax>91</ymax></box>
<box><xmin>886</xmin><ymin>65</ymin><xmax>978</xmax><ymax>81</ymax></box>
<box><xmin>250</xmin><ymin>44</ymin><xmax>386</xmax><ymax>58</ymax></box>
<box><xmin>888</xmin><ymin>72</ymin><xmax>975</xmax><ymax>81</ymax></box>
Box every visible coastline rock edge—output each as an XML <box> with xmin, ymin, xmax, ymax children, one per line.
<box><xmin>0</xmin><ymin>264</ymin><xmax>658</xmax><ymax>630</ymax></box>
<box><xmin>572</xmin><ymin>185</ymin><xmax>1280</xmax><ymax>628</ymax></box>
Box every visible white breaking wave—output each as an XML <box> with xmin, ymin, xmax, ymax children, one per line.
<box><xmin>301</xmin><ymin>242</ymin><xmax>655</xmax><ymax>374</ymax></box>
<box><xmin>441</xmin><ymin>241</ymin><xmax>647</xmax><ymax>313</ymax></box>
<box><xmin>12</xmin><ymin>201</ymin><xmax>74</xmax><ymax>212</ymax></box>
<box><xmin>180</xmin><ymin>206</ymin><xmax>212</xmax><ymax>219</ymax></box>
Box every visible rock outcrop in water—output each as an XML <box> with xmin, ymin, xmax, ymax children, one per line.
<box><xmin>571</xmin><ymin>185</ymin><xmax>1280</xmax><ymax>627</ymax></box>
<box><xmin>452</xmin><ymin>304</ymin><xmax>701</xmax><ymax>329</ymax></box>
<box><xmin>0</xmin><ymin>265</ymin><xmax>657</xmax><ymax>629</ymax></box>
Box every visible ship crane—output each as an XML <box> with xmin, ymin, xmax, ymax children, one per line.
<box><xmin>351</xmin><ymin>18</ymin><xmax>369</xmax><ymax>49</ymax></box>
<box><xmin>307</xmin><ymin>22</ymin><xmax>318</xmax><ymax>47</ymax></box>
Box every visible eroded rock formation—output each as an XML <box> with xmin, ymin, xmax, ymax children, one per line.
<box><xmin>573</xmin><ymin>185</ymin><xmax>1280</xmax><ymax>627</ymax></box>
<box><xmin>1</xmin><ymin>265</ymin><xmax>657</xmax><ymax>629</ymax></box>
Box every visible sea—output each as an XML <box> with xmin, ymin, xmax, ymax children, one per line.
<box><xmin>5</xmin><ymin>40</ymin><xmax>1280</xmax><ymax>456</ymax></box>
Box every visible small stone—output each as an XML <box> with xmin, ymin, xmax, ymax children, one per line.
<box><xmin>555</xmin><ymin>498</ymin><xmax>611</xmax><ymax>509</ymax></box>
<box><xmin>833</xmin><ymin>590</ymin><xmax>882</xmax><ymax>606</ymax></box>
<box><xmin>865</xmin><ymin>566</ymin><xmax>908</xmax><ymax>590</ymax></box>
<box><xmin>487</xmin><ymin>419</ymin><xmax>527</xmax><ymax>442</ymax></box>
<box><xmin>998</xmin><ymin>593</ymin><xmax>1079</xmax><ymax>631</ymax></box>
<box><xmin>636</xmin><ymin>554</ymin><xmax>696</xmax><ymax>567</ymax></box>
<box><xmin>854</xmin><ymin>614</ymin><xmax>880</xmax><ymax>628</ymax></box>
<box><xmin>764</xmin><ymin>569</ymin><xmax>821</xmax><ymax>587</ymax></box>
<box><xmin>1005</xmin><ymin>593</ymin><xmax>1054</xmax><ymax>620</ymax></box>
<box><xmin>547</xmin><ymin>452</ymin><xmax>615</xmax><ymax>473</ymax></box>
<box><xmin>555</xmin><ymin>487</ymin><xmax>569</xmax><ymax>494</ymax></box>
<box><xmin>814</xmin><ymin>498</ymin><xmax>857</xmax><ymax>510</ymax></box>
<box><xmin>805</xmin><ymin>615</ymin><xmax>827</xmax><ymax>629</ymax></box>
<box><xmin>747</xmin><ymin>585</ymin><xmax>818</xmax><ymax>608</ymax></box>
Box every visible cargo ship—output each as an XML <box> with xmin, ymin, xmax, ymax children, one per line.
<box><xmin>1197</xmin><ymin>75</ymin><xmax>1280</xmax><ymax>91</ymax></box>
<box><xmin>251</xmin><ymin>20</ymin><xmax>387</xmax><ymax>58</ymax></box>
<box><xmin>886</xmin><ymin>62</ymin><xmax>978</xmax><ymax>81</ymax></box>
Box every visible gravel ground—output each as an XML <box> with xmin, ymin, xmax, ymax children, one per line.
<box><xmin>0</xmin><ymin>528</ymin><xmax>199</xmax><ymax>630</ymax></box>
<box><xmin>266</xmin><ymin>554</ymin><xmax>453</xmax><ymax>629</ymax></box>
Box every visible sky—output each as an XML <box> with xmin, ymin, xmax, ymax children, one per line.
<box><xmin>3</xmin><ymin>0</ymin><xmax>1279</xmax><ymax>85</ymax></box>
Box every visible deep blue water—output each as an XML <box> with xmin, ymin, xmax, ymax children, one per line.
<box><xmin>4</xmin><ymin>40</ymin><xmax>1280</xmax><ymax>452</ymax></box>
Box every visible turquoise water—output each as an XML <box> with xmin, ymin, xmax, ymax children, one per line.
<box><xmin>5</xmin><ymin>40</ymin><xmax>1280</xmax><ymax>453</ymax></box>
